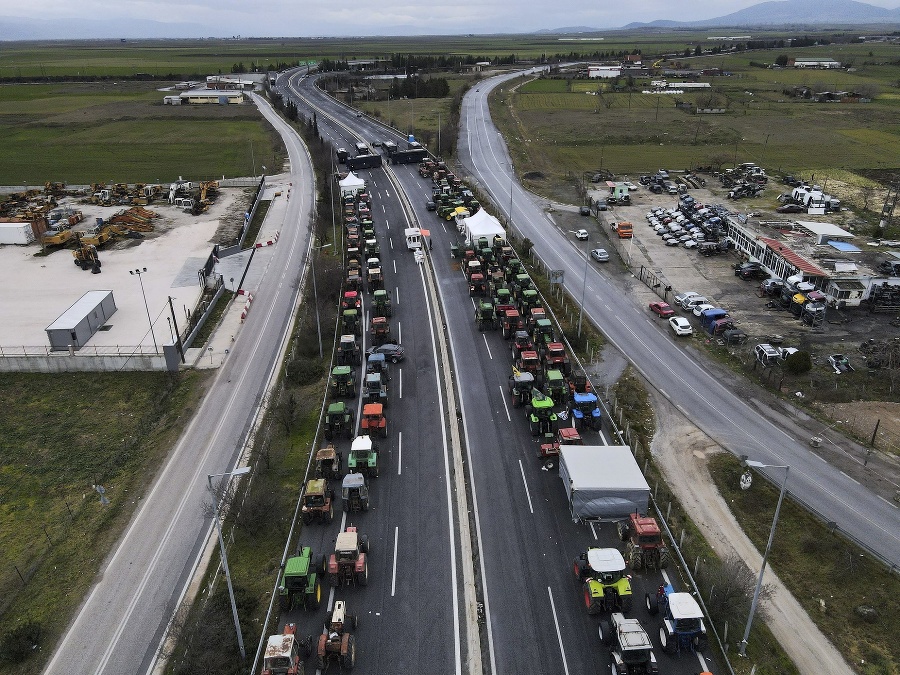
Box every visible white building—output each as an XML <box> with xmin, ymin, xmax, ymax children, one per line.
<box><xmin>588</xmin><ymin>66</ymin><xmax>621</xmax><ymax>78</ymax></box>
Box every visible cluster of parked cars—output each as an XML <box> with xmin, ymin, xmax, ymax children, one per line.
<box><xmin>645</xmin><ymin>194</ymin><xmax>733</xmax><ymax>255</ymax></box>
<box><xmin>650</xmin><ymin>290</ymin><xmax>734</xmax><ymax>339</ymax></box>
<box><xmin>645</xmin><ymin>208</ymin><xmax>702</xmax><ymax>249</ymax></box>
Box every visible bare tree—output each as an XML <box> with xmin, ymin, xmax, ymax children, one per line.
<box><xmin>697</xmin><ymin>553</ymin><xmax>772</xmax><ymax>629</ymax></box>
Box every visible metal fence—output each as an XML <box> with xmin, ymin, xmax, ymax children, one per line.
<box><xmin>0</xmin><ymin>344</ymin><xmax>160</xmax><ymax>356</ymax></box>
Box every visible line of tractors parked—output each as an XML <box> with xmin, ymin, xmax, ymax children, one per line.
<box><xmin>262</xmin><ymin>180</ymin><xmax>401</xmax><ymax>675</ymax></box>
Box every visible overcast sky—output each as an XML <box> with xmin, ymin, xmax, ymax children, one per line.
<box><xmin>1</xmin><ymin>0</ymin><xmax>899</xmax><ymax>36</ymax></box>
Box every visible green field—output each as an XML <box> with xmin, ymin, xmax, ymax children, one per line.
<box><xmin>0</xmin><ymin>82</ymin><xmax>283</xmax><ymax>184</ymax></box>
<box><xmin>0</xmin><ymin>371</ymin><xmax>207</xmax><ymax>673</ymax></box>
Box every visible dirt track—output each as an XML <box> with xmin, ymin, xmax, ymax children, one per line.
<box><xmin>650</xmin><ymin>392</ymin><xmax>853</xmax><ymax>675</ymax></box>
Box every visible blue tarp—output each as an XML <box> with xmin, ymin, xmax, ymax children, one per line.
<box><xmin>827</xmin><ymin>240</ymin><xmax>861</xmax><ymax>252</ymax></box>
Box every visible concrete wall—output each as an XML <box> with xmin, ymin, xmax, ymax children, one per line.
<box><xmin>0</xmin><ymin>353</ymin><xmax>168</xmax><ymax>373</ymax></box>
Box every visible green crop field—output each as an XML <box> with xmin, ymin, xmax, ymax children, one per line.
<box><xmin>0</xmin><ymin>82</ymin><xmax>284</xmax><ymax>184</ymax></box>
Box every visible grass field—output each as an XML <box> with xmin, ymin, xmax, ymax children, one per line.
<box><xmin>708</xmin><ymin>453</ymin><xmax>900</xmax><ymax>675</ymax></box>
<box><xmin>0</xmin><ymin>82</ymin><xmax>284</xmax><ymax>184</ymax></box>
<box><xmin>0</xmin><ymin>371</ymin><xmax>208</xmax><ymax>673</ymax></box>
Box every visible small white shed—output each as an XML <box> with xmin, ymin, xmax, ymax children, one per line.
<box><xmin>46</xmin><ymin>291</ymin><xmax>117</xmax><ymax>351</ymax></box>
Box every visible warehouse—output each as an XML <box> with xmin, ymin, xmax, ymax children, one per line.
<box><xmin>179</xmin><ymin>90</ymin><xmax>245</xmax><ymax>104</ymax></box>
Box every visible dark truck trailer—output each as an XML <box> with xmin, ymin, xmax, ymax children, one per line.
<box><xmin>347</xmin><ymin>154</ymin><xmax>383</xmax><ymax>171</ymax></box>
<box><xmin>390</xmin><ymin>148</ymin><xmax>429</xmax><ymax>165</ymax></box>
<box><xmin>383</xmin><ymin>141</ymin><xmax>398</xmax><ymax>155</ymax></box>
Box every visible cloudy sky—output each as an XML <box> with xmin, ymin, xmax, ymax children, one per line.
<box><xmin>1</xmin><ymin>0</ymin><xmax>898</xmax><ymax>36</ymax></box>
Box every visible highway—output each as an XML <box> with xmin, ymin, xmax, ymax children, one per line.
<box><xmin>287</xmin><ymin>71</ymin><xmax>718</xmax><ymax>675</ymax></box>
<box><xmin>457</xmin><ymin>70</ymin><xmax>900</xmax><ymax>567</ymax></box>
<box><xmin>44</xmin><ymin>93</ymin><xmax>318</xmax><ymax>675</ymax></box>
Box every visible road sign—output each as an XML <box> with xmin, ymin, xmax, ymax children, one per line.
<box><xmin>550</xmin><ymin>270</ymin><xmax>564</xmax><ymax>284</ymax></box>
<box><xmin>740</xmin><ymin>471</ymin><xmax>753</xmax><ymax>490</ymax></box>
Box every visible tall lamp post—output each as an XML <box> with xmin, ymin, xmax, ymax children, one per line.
<box><xmin>310</xmin><ymin>243</ymin><xmax>332</xmax><ymax>359</ymax></box>
<box><xmin>578</xmin><ymin>241</ymin><xmax>597</xmax><ymax>337</ymax></box>
<box><xmin>738</xmin><ymin>460</ymin><xmax>790</xmax><ymax>657</ymax></box>
<box><xmin>129</xmin><ymin>268</ymin><xmax>158</xmax><ymax>354</ymax></box>
<box><xmin>507</xmin><ymin>164</ymin><xmax>515</xmax><ymax>236</ymax></box>
<box><xmin>207</xmin><ymin>466</ymin><xmax>251</xmax><ymax>661</ymax></box>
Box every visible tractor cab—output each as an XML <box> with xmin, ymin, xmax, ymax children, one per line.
<box><xmin>277</xmin><ymin>549</ymin><xmax>322</xmax><ymax>613</ymax></box>
<box><xmin>348</xmin><ymin>435</ymin><xmax>379</xmax><ymax>477</ymax></box>
<box><xmin>341</xmin><ymin>309</ymin><xmax>361</xmax><ymax>336</ymax></box>
<box><xmin>314</xmin><ymin>444</ymin><xmax>343</xmax><ymax>480</ymax></box>
<box><xmin>330</xmin><ymin>366</ymin><xmax>357</xmax><ymax>398</ymax></box>
<box><xmin>571</xmin><ymin>391</ymin><xmax>601</xmax><ymax>431</ymax></box>
<box><xmin>360</xmin><ymin>402</ymin><xmax>387</xmax><ymax>437</ymax></box>
<box><xmin>366</xmin><ymin>265</ymin><xmax>384</xmax><ymax>292</ymax></box>
<box><xmin>341</xmin><ymin>291</ymin><xmax>361</xmax><ymax>311</ymax></box>
<box><xmin>364</xmin><ymin>238</ymin><xmax>380</xmax><ymax>258</ymax></box>
<box><xmin>526</xmin><ymin>307</ymin><xmax>546</xmax><ymax>330</ymax></box>
<box><xmin>543</xmin><ymin>368</ymin><xmax>567</xmax><ymax>401</ymax></box>
<box><xmin>366</xmin><ymin>353</ymin><xmax>390</xmax><ymax>380</ymax></box>
<box><xmin>542</xmin><ymin>342</ymin><xmax>570</xmax><ymax>375</ymax></box>
<box><xmin>511</xmin><ymin>330</ymin><xmax>534</xmax><ymax>358</ymax></box>
<box><xmin>527</xmin><ymin>389</ymin><xmax>558</xmax><ymax>436</ymax></box>
<box><xmin>373</xmin><ymin>289</ymin><xmax>393</xmax><ymax>317</ymax></box>
<box><xmin>569</xmin><ymin>372</ymin><xmax>592</xmax><ymax>395</ymax></box>
<box><xmin>301</xmin><ymin>478</ymin><xmax>335</xmax><ymax>524</ymax></box>
<box><xmin>475</xmin><ymin>300</ymin><xmax>498</xmax><ymax>331</ymax></box>
<box><xmin>516</xmin><ymin>350</ymin><xmax>543</xmax><ymax>387</ymax></box>
<box><xmin>261</xmin><ymin>623</ymin><xmax>303</xmax><ymax>675</ymax></box>
<box><xmin>315</xmin><ymin>600</ymin><xmax>357</xmax><ymax>670</ymax></box>
<box><xmin>508</xmin><ymin>370</ymin><xmax>535</xmax><ymax>408</ymax></box>
<box><xmin>505</xmin><ymin>259</ymin><xmax>524</xmax><ymax>283</ymax></box>
<box><xmin>338</xmin><ymin>335</ymin><xmax>361</xmax><ymax>366</ymax></box>
<box><xmin>513</xmin><ymin>274</ymin><xmax>533</xmax><ymax>300</ymax></box>
<box><xmin>370</xmin><ymin>316</ymin><xmax>391</xmax><ymax>345</ymax></box>
<box><xmin>465</xmin><ymin>259</ymin><xmax>483</xmax><ymax>280</ymax></box>
<box><xmin>364</xmin><ymin>372</ymin><xmax>388</xmax><ymax>405</ymax></box>
<box><xmin>469</xmin><ymin>272</ymin><xmax>486</xmax><ymax>297</ymax></box>
<box><xmin>518</xmin><ymin>289</ymin><xmax>540</xmax><ymax>314</ymax></box>
<box><xmin>617</xmin><ymin>513</ymin><xmax>670</xmax><ymax>570</ymax></box>
<box><xmin>648</xmin><ymin>585</ymin><xmax>707</xmax><ymax>654</ymax></box>
<box><xmin>346</xmin><ymin>248</ymin><xmax>362</xmax><ymax>271</ymax></box>
<box><xmin>574</xmin><ymin>548</ymin><xmax>633</xmax><ymax>614</ymax></box>
<box><xmin>532</xmin><ymin>319</ymin><xmax>555</xmax><ymax>350</ymax></box>
<box><xmin>366</xmin><ymin>256</ymin><xmax>380</xmax><ymax>271</ymax></box>
<box><xmin>324</xmin><ymin>402</ymin><xmax>354</xmax><ymax>441</ymax></box>
<box><xmin>502</xmin><ymin>310</ymin><xmax>524</xmax><ymax>339</ymax></box>
<box><xmin>341</xmin><ymin>473</ymin><xmax>370</xmax><ymax>512</ymax></box>
<box><xmin>495</xmin><ymin>288</ymin><xmax>515</xmax><ymax>317</ymax></box>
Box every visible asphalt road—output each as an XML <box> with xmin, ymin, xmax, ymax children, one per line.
<box><xmin>275</xmin><ymin>70</ymin><xmax>465</xmax><ymax>674</ymax></box>
<box><xmin>44</xmin><ymin>93</ymin><xmax>317</xmax><ymax>675</ymax></box>
<box><xmin>289</xmin><ymin>71</ymin><xmax>717</xmax><ymax>675</ymax></box>
<box><xmin>457</xmin><ymin>71</ymin><xmax>900</xmax><ymax>567</ymax></box>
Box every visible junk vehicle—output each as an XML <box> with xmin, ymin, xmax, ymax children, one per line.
<box><xmin>348</xmin><ymin>435</ymin><xmax>379</xmax><ymax>477</ymax></box>
<box><xmin>311</xmin><ymin>600</ymin><xmax>357</xmax><ymax>671</ymax></box>
<box><xmin>341</xmin><ymin>473</ymin><xmax>370</xmax><ymax>512</ymax></box>
<box><xmin>277</xmin><ymin>547</ymin><xmax>323</xmax><ymax>611</ymax></box>
<box><xmin>314</xmin><ymin>444</ymin><xmax>342</xmax><ymax>481</ymax></box>
<box><xmin>616</xmin><ymin>513</ymin><xmax>670</xmax><ymax>570</ymax></box>
<box><xmin>574</xmin><ymin>548</ymin><xmax>633</xmax><ymax>613</ymax></box>
<box><xmin>326</xmin><ymin>526</ymin><xmax>369</xmax><ymax>587</ymax></box>
<box><xmin>646</xmin><ymin>584</ymin><xmax>708</xmax><ymax>654</ymax></box>
<box><xmin>300</xmin><ymin>479</ymin><xmax>335</xmax><ymax>524</ymax></box>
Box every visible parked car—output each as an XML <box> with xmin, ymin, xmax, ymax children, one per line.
<box><xmin>596</xmin><ymin>203</ymin><xmax>608</xmax><ymax>211</ymax></box>
<box><xmin>580</xmin><ymin>206</ymin><xmax>591</xmax><ymax>216</ymax></box>
<box><xmin>669</xmin><ymin>317</ymin><xmax>693</xmax><ymax>336</ymax></box>
<box><xmin>777</xmin><ymin>203</ymin><xmax>804</xmax><ymax>214</ymax></box>
<box><xmin>425</xmin><ymin>200</ymin><xmax>436</xmax><ymax>211</ymax></box>
<box><xmin>674</xmin><ymin>291</ymin><xmax>700</xmax><ymax>307</ymax></box>
<box><xmin>575</xmin><ymin>229</ymin><xmax>589</xmax><ymax>240</ymax></box>
<box><xmin>623</xmin><ymin>181</ymin><xmax>638</xmax><ymax>190</ymax></box>
<box><xmin>649</xmin><ymin>302</ymin><xmax>676</xmax><ymax>318</ymax></box>
<box><xmin>682</xmin><ymin>296</ymin><xmax>709</xmax><ymax>311</ymax></box>
<box><xmin>590</xmin><ymin>248</ymin><xmax>610</xmax><ymax>262</ymax></box>
<box><xmin>692</xmin><ymin>303</ymin><xmax>716</xmax><ymax>317</ymax></box>
<box><xmin>683</xmin><ymin>239</ymin><xmax>698</xmax><ymax>249</ymax></box>
<box><xmin>664</xmin><ymin>238</ymin><xmax>680</xmax><ymax>247</ymax></box>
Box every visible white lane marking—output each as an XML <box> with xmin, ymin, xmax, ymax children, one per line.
<box><xmin>815</xmin><ymin>453</ymin><xmax>828</xmax><ymax>462</ymax></box>
<box><xmin>586</xmin><ymin>285</ymin><xmax>595</xmax><ymax>293</ymax></box>
<box><xmin>547</xmin><ymin>587</ymin><xmax>571</xmax><ymax>675</ymax></box>
<box><xmin>391</xmin><ymin>526</ymin><xmax>399</xmax><ymax>596</ymax></box>
<box><xmin>661</xmin><ymin>569</ymin><xmax>672</xmax><ymax>585</ymax></box>
<box><xmin>518</xmin><ymin>460</ymin><xmax>534</xmax><ymax>514</ymax></box>
<box><xmin>604</xmin><ymin>304</ymin><xmax>612</xmax><ymax>311</ymax></box>
<box><xmin>499</xmin><ymin>386</ymin><xmax>512</xmax><ymax>422</ymax></box>
<box><xmin>389</xmin><ymin>238</ymin><xmax>393</xmax><ymax>250</ymax></box>
<box><xmin>381</xmin><ymin>204</ymin><xmax>386</xmax><ymax>213</ymax></box>
<box><xmin>840</xmin><ymin>471</ymin><xmax>859</xmax><ymax>485</ymax></box>
<box><xmin>397</xmin><ymin>432</ymin><xmax>402</xmax><ymax>475</ymax></box>
<box><xmin>441</xmin><ymin>222</ymin><xmax>448</xmax><ymax>233</ymax></box>
<box><xmin>395</xmin><ymin>287</ymin><xmax>400</xmax><ymax>306</ymax></box>
<box><xmin>589</xmin><ymin>521</ymin><xmax>598</xmax><ymax>540</ymax></box>
<box><xmin>399</xmin><ymin>370</ymin><xmax>403</xmax><ymax>400</ymax></box>
<box><xmin>397</xmin><ymin>322</ymin><xmax>401</xmax><ymax>344</ymax></box>
<box><xmin>878</xmin><ymin>495</ymin><xmax>898</xmax><ymax>508</ymax></box>
<box><xmin>386</xmin><ymin>219</ymin><xmax>390</xmax><ymax>231</ymax></box>
<box><xmin>697</xmin><ymin>652</ymin><xmax>710</xmax><ymax>671</ymax></box>
<box><xmin>482</xmin><ymin>334</ymin><xmax>493</xmax><ymax>359</ymax></box>
<box><xmin>393</xmin><ymin>260</ymin><xmax>397</xmax><ymax>274</ymax></box>
<box><xmin>385</xmin><ymin>190</ymin><xmax>391</xmax><ymax>198</ymax></box>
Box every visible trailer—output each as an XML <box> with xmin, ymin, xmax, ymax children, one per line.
<box><xmin>559</xmin><ymin>445</ymin><xmax>650</xmax><ymax>521</ymax></box>
<box><xmin>0</xmin><ymin>221</ymin><xmax>36</xmax><ymax>245</ymax></box>
<box><xmin>346</xmin><ymin>154</ymin><xmax>383</xmax><ymax>171</ymax></box>
<box><xmin>391</xmin><ymin>148</ymin><xmax>429</xmax><ymax>165</ymax></box>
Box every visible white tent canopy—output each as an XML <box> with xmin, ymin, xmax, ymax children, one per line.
<box><xmin>559</xmin><ymin>445</ymin><xmax>650</xmax><ymax>520</ymax></box>
<box><xmin>461</xmin><ymin>209</ymin><xmax>505</xmax><ymax>245</ymax></box>
<box><xmin>339</xmin><ymin>172</ymin><xmax>366</xmax><ymax>196</ymax></box>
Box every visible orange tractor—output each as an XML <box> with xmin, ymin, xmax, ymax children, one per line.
<box><xmin>360</xmin><ymin>403</ymin><xmax>387</xmax><ymax>438</ymax></box>
<box><xmin>311</xmin><ymin>600</ymin><xmax>357</xmax><ymax>672</ymax></box>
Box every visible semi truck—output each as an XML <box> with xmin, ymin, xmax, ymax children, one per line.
<box><xmin>336</xmin><ymin>148</ymin><xmax>349</xmax><ymax>163</ymax></box>
<box><xmin>390</xmin><ymin>148</ymin><xmax>429</xmax><ymax>165</ymax></box>
<box><xmin>346</xmin><ymin>154</ymin><xmax>383</xmax><ymax>171</ymax></box>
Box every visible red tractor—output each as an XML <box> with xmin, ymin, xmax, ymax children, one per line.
<box><xmin>537</xmin><ymin>426</ymin><xmax>583</xmax><ymax>469</ymax></box>
<box><xmin>260</xmin><ymin>623</ymin><xmax>304</xmax><ymax>675</ymax></box>
<box><xmin>341</xmin><ymin>291</ymin><xmax>361</xmax><ymax>312</ymax></box>
<box><xmin>326</xmin><ymin>526</ymin><xmax>370</xmax><ymax>587</ymax></box>
<box><xmin>510</xmin><ymin>330</ymin><xmax>534</xmax><ymax>361</ymax></box>
<box><xmin>616</xmin><ymin>513</ymin><xmax>670</xmax><ymax>570</ymax></box>
<box><xmin>515</xmin><ymin>350</ymin><xmax>543</xmax><ymax>388</ymax></box>
<box><xmin>360</xmin><ymin>402</ymin><xmax>388</xmax><ymax>438</ymax></box>
<box><xmin>542</xmin><ymin>342</ymin><xmax>571</xmax><ymax>377</ymax></box>
<box><xmin>311</xmin><ymin>600</ymin><xmax>358</xmax><ymax>672</ymax></box>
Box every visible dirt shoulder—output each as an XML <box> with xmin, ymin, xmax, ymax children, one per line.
<box><xmin>649</xmin><ymin>391</ymin><xmax>853</xmax><ymax>675</ymax></box>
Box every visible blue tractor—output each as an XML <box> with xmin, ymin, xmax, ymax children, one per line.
<box><xmin>645</xmin><ymin>584</ymin><xmax>708</xmax><ymax>655</ymax></box>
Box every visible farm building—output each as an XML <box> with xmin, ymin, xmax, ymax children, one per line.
<box><xmin>45</xmin><ymin>290</ymin><xmax>117</xmax><ymax>351</ymax></box>
<box><xmin>163</xmin><ymin>95</ymin><xmax>182</xmax><ymax>105</ymax></box>
<box><xmin>205</xmin><ymin>76</ymin><xmax>255</xmax><ymax>90</ymax></box>
<box><xmin>789</xmin><ymin>57</ymin><xmax>842</xmax><ymax>69</ymax></box>
<box><xmin>588</xmin><ymin>66</ymin><xmax>621</xmax><ymax>78</ymax></box>
<box><xmin>179</xmin><ymin>90</ymin><xmax>245</xmax><ymax>104</ymax></box>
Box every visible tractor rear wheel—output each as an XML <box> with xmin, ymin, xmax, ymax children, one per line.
<box><xmin>360</xmin><ymin>535</ymin><xmax>370</xmax><ymax>553</ymax></box>
<box><xmin>627</xmin><ymin>542</ymin><xmax>644</xmax><ymax>571</ymax></box>
<box><xmin>658</xmin><ymin>546</ymin><xmax>670</xmax><ymax>569</ymax></box>
<box><xmin>598</xmin><ymin>620</ymin><xmax>612</xmax><ymax>645</ymax></box>
<box><xmin>341</xmin><ymin>636</ymin><xmax>356</xmax><ymax>669</ymax></box>
<box><xmin>659</xmin><ymin>628</ymin><xmax>676</xmax><ymax>654</ymax></box>
<box><xmin>693</xmin><ymin>634</ymin><xmax>708</xmax><ymax>651</ymax></box>
<box><xmin>357</xmin><ymin>561</ymin><xmax>369</xmax><ymax>586</ymax></box>
<box><xmin>621</xmin><ymin>593</ymin><xmax>633</xmax><ymax>612</ymax></box>
<box><xmin>583</xmin><ymin>583</ymin><xmax>599</xmax><ymax>614</ymax></box>
<box><xmin>645</xmin><ymin>593</ymin><xmax>659</xmax><ymax>616</ymax></box>
<box><xmin>316</xmin><ymin>654</ymin><xmax>325</xmax><ymax>670</ymax></box>
<box><xmin>279</xmin><ymin>593</ymin><xmax>290</xmax><ymax>611</ymax></box>
<box><xmin>300</xmin><ymin>636</ymin><xmax>313</xmax><ymax>659</ymax></box>
<box><xmin>320</xmin><ymin>554</ymin><xmax>328</xmax><ymax>574</ymax></box>
<box><xmin>302</xmin><ymin>512</ymin><xmax>313</xmax><ymax>525</ymax></box>
<box><xmin>616</xmin><ymin>521</ymin><xmax>630</xmax><ymax>542</ymax></box>
<box><xmin>362</xmin><ymin>498</ymin><xmax>370</xmax><ymax>511</ymax></box>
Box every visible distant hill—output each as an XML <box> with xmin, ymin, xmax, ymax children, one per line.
<box><xmin>0</xmin><ymin>16</ymin><xmax>210</xmax><ymax>41</ymax></box>
<box><xmin>625</xmin><ymin>0</ymin><xmax>900</xmax><ymax>28</ymax></box>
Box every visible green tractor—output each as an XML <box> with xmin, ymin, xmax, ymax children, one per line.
<box><xmin>330</xmin><ymin>366</ymin><xmax>357</xmax><ymax>398</ymax></box>
<box><xmin>348</xmin><ymin>435</ymin><xmax>379</xmax><ymax>478</ymax></box>
<box><xmin>337</xmin><ymin>334</ymin><xmax>361</xmax><ymax>366</ymax></box>
<box><xmin>573</xmin><ymin>548</ymin><xmax>633</xmax><ymax>614</ymax></box>
<box><xmin>518</xmin><ymin>289</ymin><xmax>540</xmax><ymax>315</ymax></box>
<box><xmin>544</xmin><ymin>368</ymin><xmax>567</xmax><ymax>402</ymax></box>
<box><xmin>278</xmin><ymin>546</ymin><xmax>323</xmax><ymax>611</ymax></box>
<box><xmin>373</xmin><ymin>289</ymin><xmax>393</xmax><ymax>317</ymax></box>
<box><xmin>341</xmin><ymin>309</ymin><xmax>361</xmax><ymax>336</ymax></box>
<box><xmin>324</xmin><ymin>402</ymin><xmax>354</xmax><ymax>441</ymax></box>
<box><xmin>475</xmin><ymin>300</ymin><xmax>498</xmax><ymax>331</ymax></box>
<box><xmin>512</xmin><ymin>273</ymin><xmax>533</xmax><ymax>301</ymax></box>
<box><xmin>526</xmin><ymin>388</ymin><xmax>558</xmax><ymax>436</ymax></box>
<box><xmin>532</xmin><ymin>319</ymin><xmax>555</xmax><ymax>351</ymax></box>
<box><xmin>504</xmin><ymin>259</ymin><xmax>524</xmax><ymax>284</ymax></box>
<box><xmin>364</xmin><ymin>238</ymin><xmax>380</xmax><ymax>258</ymax></box>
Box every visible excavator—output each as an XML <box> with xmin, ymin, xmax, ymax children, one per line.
<box><xmin>72</xmin><ymin>233</ymin><xmax>101</xmax><ymax>273</ymax></box>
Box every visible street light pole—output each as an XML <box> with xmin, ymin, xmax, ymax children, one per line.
<box><xmin>310</xmin><ymin>243</ymin><xmax>333</xmax><ymax>359</ymax></box>
<box><xmin>578</xmin><ymin>241</ymin><xmax>594</xmax><ymax>337</ymax></box>
<box><xmin>738</xmin><ymin>461</ymin><xmax>790</xmax><ymax>657</ymax></box>
<box><xmin>129</xmin><ymin>268</ymin><xmax>158</xmax><ymax>354</ymax></box>
<box><xmin>207</xmin><ymin>466</ymin><xmax>251</xmax><ymax>661</ymax></box>
<box><xmin>508</xmin><ymin>166</ymin><xmax>515</xmax><ymax>236</ymax></box>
